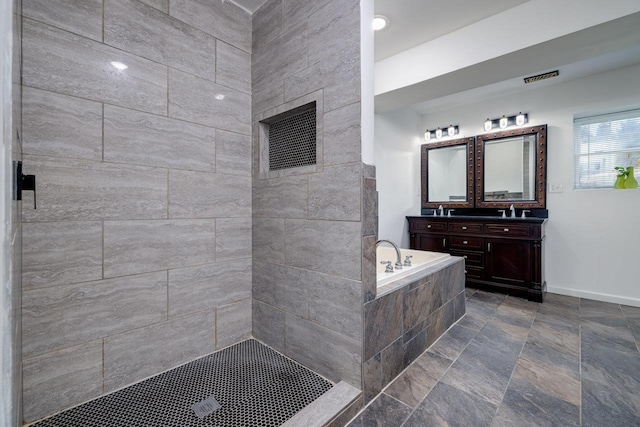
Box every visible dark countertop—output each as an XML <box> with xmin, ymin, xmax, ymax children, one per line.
<box><xmin>407</xmin><ymin>215</ymin><xmax>547</xmax><ymax>223</ymax></box>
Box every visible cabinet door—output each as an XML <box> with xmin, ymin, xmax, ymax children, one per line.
<box><xmin>485</xmin><ymin>238</ymin><xmax>531</xmax><ymax>287</ymax></box>
<box><xmin>414</xmin><ymin>234</ymin><xmax>448</xmax><ymax>253</ymax></box>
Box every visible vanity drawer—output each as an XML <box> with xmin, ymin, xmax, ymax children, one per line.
<box><xmin>485</xmin><ymin>224</ymin><xmax>532</xmax><ymax>237</ymax></box>
<box><xmin>465</xmin><ymin>266</ymin><xmax>484</xmax><ymax>280</ymax></box>
<box><xmin>449</xmin><ymin>236</ymin><xmax>484</xmax><ymax>250</ymax></box>
<box><xmin>412</xmin><ymin>221</ymin><xmax>446</xmax><ymax>232</ymax></box>
<box><xmin>450</xmin><ymin>250</ymin><xmax>483</xmax><ymax>266</ymax></box>
<box><xmin>448</xmin><ymin>223</ymin><xmax>483</xmax><ymax>234</ymax></box>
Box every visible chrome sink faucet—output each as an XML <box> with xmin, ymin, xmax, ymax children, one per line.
<box><xmin>376</xmin><ymin>239</ymin><xmax>403</xmax><ymax>269</ymax></box>
<box><xmin>439</xmin><ymin>205</ymin><xmax>444</xmax><ymax>216</ymax></box>
<box><xmin>510</xmin><ymin>204</ymin><xmax>516</xmax><ymax>218</ymax></box>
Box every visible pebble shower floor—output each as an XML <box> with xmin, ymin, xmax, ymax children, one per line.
<box><xmin>31</xmin><ymin>339</ymin><xmax>333</xmax><ymax>427</ymax></box>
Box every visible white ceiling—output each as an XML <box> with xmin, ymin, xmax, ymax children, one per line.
<box><xmin>374</xmin><ymin>0</ymin><xmax>530</xmax><ymax>61</ymax></box>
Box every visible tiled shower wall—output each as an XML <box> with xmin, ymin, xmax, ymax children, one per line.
<box><xmin>20</xmin><ymin>0</ymin><xmax>252</xmax><ymax>422</ymax></box>
<box><xmin>251</xmin><ymin>0</ymin><xmax>365</xmax><ymax>388</ymax></box>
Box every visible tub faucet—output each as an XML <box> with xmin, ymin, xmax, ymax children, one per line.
<box><xmin>376</xmin><ymin>239</ymin><xmax>403</xmax><ymax>270</ymax></box>
<box><xmin>510</xmin><ymin>204</ymin><xmax>516</xmax><ymax>218</ymax></box>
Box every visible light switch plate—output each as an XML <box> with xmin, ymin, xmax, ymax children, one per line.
<box><xmin>548</xmin><ymin>183</ymin><xmax>563</xmax><ymax>193</ymax></box>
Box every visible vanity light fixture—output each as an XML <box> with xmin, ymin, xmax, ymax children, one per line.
<box><xmin>424</xmin><ymin>125</ymin><xmax>459</xmax><ymax>141</ymax></box>
<box><xmin>373</xmin><ymin>15</ymin><xmax>389</xmax><ymax>31</ymax></box>
<box><xmin>483</xmin><ymin>113</ymin><xmax>529</xmax><ymax>131</ymax></box>
<box><xmin>110</xmin><ymin>61</ymin><xmax>128</xmax><ymax>70</ymax></box>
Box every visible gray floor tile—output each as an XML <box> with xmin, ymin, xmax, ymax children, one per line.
<box><xmin>581</xmin><ymin>318</ymin><xmax>637</xmax><ymax>353</ymax></box>
<box><xmin>427</xmin><ymin>324</ymin><xmax>477</xmax><ymax>360</ymax></box>
<box><xmin>348</xmin><ymin>394</ymin><xmax>412</xmax><ymax>427</ymax></box>
<box><xmin>403</xmin><ymin>382</ymin><xmax>497</xmax><ymax>427</ymax></box>
<box><xmin>384</xmin><ymin>352</ymin><xmax>453</xmax><ymax>408</ymax></box>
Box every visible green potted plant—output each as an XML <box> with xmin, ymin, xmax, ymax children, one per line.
<box><xmin>614</xmin><ymin>154</ymin><xmax>639</xmax><ymax>189</ymax></box>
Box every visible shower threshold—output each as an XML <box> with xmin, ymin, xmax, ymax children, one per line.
<box><xmin>30</xmin><ymin>339</ymin><xmax>335</xmax><ymax>427</ymax></box>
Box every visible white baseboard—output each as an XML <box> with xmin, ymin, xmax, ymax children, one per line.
<box><xmin>547</xmin><ymin>286</ymin><xmax>640</xmax><ymax>308</ymax></box>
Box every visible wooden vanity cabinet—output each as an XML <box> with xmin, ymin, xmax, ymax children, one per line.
<box><xmin>407</xmin><ymin>216</ymin><xmax>546</xmax><ymax>302</ymax></box>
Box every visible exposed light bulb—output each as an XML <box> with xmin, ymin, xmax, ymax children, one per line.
<box><xmin>424</xmin><ymin>130</ymin><xmax>431</xmax><ymax>141</ymax></box>
<box><xmin>373</xmin><ymin>15</ymin><xmax>388</xmax><ymax>31</ymax></box>
<box><xmin>516</xmin><ymin>112</ymin><xmax>526</xmax><ymax>126</ymax></box>
<box><xmin>484</xmin><ymin>119</ymin><xmax>492</xmax><ymax>132</ymax></box>
<box><xmin>447</xmin><ymin>125</ymin><xmax>456</xmax><ymax>137</ymax></box>
<box><xmin>435</xmin><ymin>128</ymin><xmax>443</xmax><ymax>139</ymax></box>
<box><xmin>499</xmin><ymin>115</ymin><xmax>508</xmax><ymax>129</ymax></box>
<box><xmin>110</xmin><ymin>61</ymin><xmax>128</xmax><ymax>70</ymax></box>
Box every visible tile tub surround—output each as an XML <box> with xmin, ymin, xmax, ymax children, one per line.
<box><xmin>251</xmin><ymin>0</ymin><xmax>367</xmax><ymax>392</ymax></box>
<box><xmin>20</xmin><ymin>0</ymin><xmax>252</xmax><ymax>422</ymax></box>
<box><xmin>363</xmin><ymin>257</ymin><xmax>465</xmax><ymax>402</ymax></box>
<box><xmin>348</xmin><ymin>292</ymin><xmax>640</xmax><ymax>427</ymax></box>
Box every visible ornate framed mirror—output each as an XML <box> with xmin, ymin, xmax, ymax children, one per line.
<box><xmin>476</xmin><ymin>125</ymin><xmax>547</xmax><ymax>209</ymax></box>
<box><xmin>421</xmin><ymin>137</ymin><xmax>475</xmax><ymax>209</ymax></box>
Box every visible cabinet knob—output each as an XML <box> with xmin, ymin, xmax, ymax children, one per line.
<box><xmin>463</xmin><ymin>240</ymin><xmax>468</xmax><ymax>245</ymax></box>
<box><xmin>462</xmin><ymin>226</ymin><xmax>468</xmax><ymax>230</ymax></box>
<box><xmin>427</xmin><ymin>225</ymin><xmax>432</xmax><ymax>228</ymax></box>
<box><xmin>504</xmin><ymin>228</ymin><xmax>510</xmax><ymax>232</ymax></box>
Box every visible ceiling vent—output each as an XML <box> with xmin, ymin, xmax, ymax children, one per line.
<box><xmin>524</xmin><ymin>70</ymin><xmax>559</xmax><ymax>84</ymax></box>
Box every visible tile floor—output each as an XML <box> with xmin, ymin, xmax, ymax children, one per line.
<box><xmin>348</xmin><ymin>289</ymin><xmax>640</xmax><ymax>427</ymax></box>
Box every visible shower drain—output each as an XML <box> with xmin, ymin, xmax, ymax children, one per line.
<box><xmin>31</xmin><ymin>339</ymin><xmax>333</xmax><ymax>427</ymax></box>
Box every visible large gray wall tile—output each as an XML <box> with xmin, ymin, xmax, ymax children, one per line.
<box><xmin>253</xmin><ymin>175</ymin><xmax>308</xmax><ymax>219</ymax></box>
<box><xmin>308</xmin><ymin>163</ymin><xmax>361</xmax><ymax>221</ymax></box>
<box><xmin>104</xmin><ymin>311</ymin><xmax>216</xmax><ymax>391</ymax></box>
<box><xmin>169</xmin><ymin>170</ymin><xmax>251</xmax><ymax>219</ymax></box>
<box><xmin>22</xmin><ymin>221</ymin><xmax>102</xmax><ymax>290</ymax></box>
<box><xmin>307</xmin><ymin>273</ymin><xmax>362</xmax><ymax>341</ymax></box>
<box><xmin>286</xmin><ymin>314</ymin><xmax>361</xmax><ymax>387</ymax></box>
<box><xmin>23</xmin><ymin>19</ymin><xmax>167</xmax><ymax>115</ymax></box>
<box><xmin>285</xmin><ymin>43</ymin><xmax>360</xmax><ymax>113</ymax></box>
<box><xmin>104</xmin><ymin>219</ymin><xmax>215</xmax><ymax>277</ymax></box>
<box><xmin>169</xmin><ymin>69</ymin><xmax>251</xmax><ymax>135</ymax></box>
<box><xmin>253</xmin><ymin>299</ymin><xmax>285</xmax><ymax>353</ymax></box>
<box><xmin>23</xmin><ymin>0</ymin><xmax>103</xmax><ymax>41</ymax></box>
<box><xmin>252</xmin><ymin>25</ymin><xmax>307</xmax><ymax>89</ymax></box>
<box><xmin>216</xmin><ymin>218</ymin><xmax>252</xmax><ymax>261</ymax></box>
<box><xmin>253</xmin><ymin>218</ymin><xmax>285</xmax><ymax>263</ymax></box>
<box><xmin>252</xmin><ymin>0</ymin><xmax>282</xmax><ymax>48</ymax></box>
<box><xmin>253</xmin><ymin>260</ymin><xmax>308</xmax><ymax>318</ymax></box>
<box><xmin>217</xmin><ymin>40</ymin><xmax>251</xmax><ymax>94</ymax></box>
<box><xmin>324</xmin><ymin>102</ymin><xmax>361</xmax><ymax>166</ymax></box>
<box><xmin>170</xmin><ymin>0</ymin><xmax>251</xmax><ymax>53</ymax></box>
<box><xmin>104</xmin><ymin>105</ymin><xmax>216</xmax><ymax>171</ymax></box>
<box><xmin>306</xmin><ymin>0</ymin><xmax>359</xmax><ymax>66</ymax></box>
<box><xmin>253</xmin><ymin>78</ymin><xmax>284</xmax><ymax>116</ymax></box>
<box><xmin>282</xmin><ymin>0</ymin><xmax>332</xmax><ymax>34</ymax></box>
<box><xmin>217</xmin><ymin>299</ymin><xmax>252</xmax><ymax>349</ymax></box>
<box><xmin>104</xmin><ymin>0</ymin><xmax>216</xmax><ymax>81</ymax></box>
<box><xmin>285</xmin><ymin>219</ymin><xmax>361</xmax><ymax>281</ymax></box>
<box><xmin>22</xmin><ymin>272</ymin><xmax>167</xmax><ymax>357</ymax></box>
<box><xmin>22</xmin><ymin>87</ymin><xmax>102</xmax><ymax>160</ymax></box>
<box><xmin>138</xmin><ymin>0</ymin><xmax>167</xmax><ymax>13</ymax></box>
<box><xmin>168</xmin><ymin>259</ymin><xmax>251</xmax><ymax>318</ymax></box>
<box><xmin>21</xmin><ymin>155</ymin><xmax>167</xmax><ymax>222</ymax></box>
<box><xmin>216</xmin><ymin>129</ymin><xmax>251</xmax><ymax>176</ymax></box>
<box><xmin>22</xmin><ymin>341</ymin><xmax>103</xmax><ymax>422</ymax></box>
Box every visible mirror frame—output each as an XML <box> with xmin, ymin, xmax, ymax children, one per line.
<box><xmin>421</xmin><ymin>137</ymin><xmax>475</xmax><ymax>209</ymax></box>
<box><xmin>475</xmin><ymin>125</ymin><xmax>547</xmax><ymax>209</ymax></box>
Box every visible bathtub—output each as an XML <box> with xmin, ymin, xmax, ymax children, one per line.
<box><xmin>377</xmin><ymin>247</ymin><xmax>451</xmax><ymax>288</ymax></box>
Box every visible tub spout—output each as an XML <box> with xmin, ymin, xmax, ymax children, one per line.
<box><xmin>376</xmin><ymin>239</ymin><xmax>403</xmax><ymax>270</ymax></box>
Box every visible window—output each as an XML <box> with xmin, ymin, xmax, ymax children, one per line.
<box><xmin>574</xmin><ymin>108</ymin><xmax>640</xmax><ymax>189</ymax></box>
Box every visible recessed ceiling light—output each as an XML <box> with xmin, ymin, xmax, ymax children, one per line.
<box><xmin>110</xmin><ymin>61</ymin><xmax>128</xmax><ymax>70</ymax></box>
<box><xmin>215</xmin><ymin>94</ymin><xmax>225</xmax><ymax>100</ymax></box>
<box><xmin>373</xmin><ymin>15</ymin><xmax>388</xmax><ymax>31</ymax></box>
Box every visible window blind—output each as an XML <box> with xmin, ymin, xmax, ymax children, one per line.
<box><xmin>574</xmin><ymin>108</ymin><xmax>640</xmax><ymax>189</ymax></box>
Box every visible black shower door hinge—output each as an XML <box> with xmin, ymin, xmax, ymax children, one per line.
<box><xmin>13</xmin><ymin>160</ymin><xmax>37</xmax><ymax>209</ymax></box>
